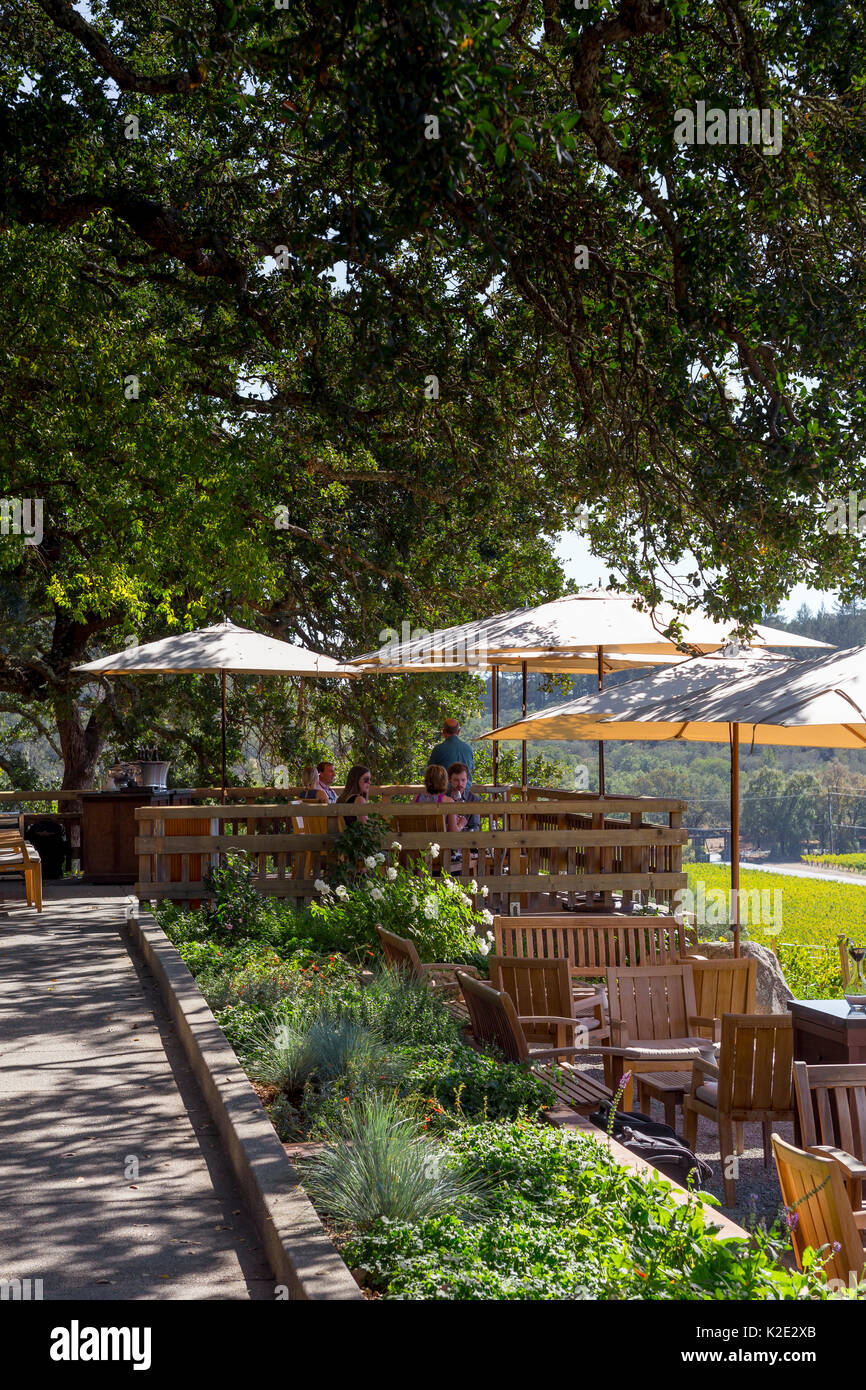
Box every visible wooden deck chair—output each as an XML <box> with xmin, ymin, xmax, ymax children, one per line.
<box><xmin>0</xmin><ymin>830</ymin><xmax>43</xmax><ymax>911</ymax></box>
<box><xmin>376</xmin><ymin>924</ymin><xmax>478</xmax><ymax>985</ymax></box>
<box><xmin>489</xmin><ymin>956</ymin><xmax>609</xmax><ymax>1050</ymax></box>
<box><xmin>375</xmin><ymin>925</ymin><xmax>478</xmax><ymax>1020</ymax></box>
<box><xmin>456</xmin><ymin>970</ymin><xmax>619</xmax><ymax>1115</ymax></box>
<box><xmin>793</xmin><ymin>1061</ymin><xmax>866</xmax><ymax>1227</ymax></box>
<box><xmin>772</xmin><ymin>1134</ymin><xmax>865</xmax><ymax>1286</ymax></box>
<box><xmin>684</xmin><ymin>955</ymin><xmax>758</xmax><ymax>1042</ymax></box>
<box><xmin>683</xmin><ymin>1013</ymin><xmax>794</xmax><ymax>1206</ymax></box>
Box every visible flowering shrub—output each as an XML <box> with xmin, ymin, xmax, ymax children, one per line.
<box><xmin>199</xmin><ymin>850</ymin><xmax>285</xmax><ymax>938</ymax></box>
<box><xmin>325</xmin><ymin>816</ymin><xmax>390</xmax><ymax>892</ymax></box>
<box><xmin>313</xmin><ymin>845</ymin><xmax>491</xmax><ymax>963</ymax></box>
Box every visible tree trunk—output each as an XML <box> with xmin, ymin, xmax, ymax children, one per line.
<box><xmin>54</xmin><ymin>694</ymin><xmax>107</xmax><ymax>790</ymax></box>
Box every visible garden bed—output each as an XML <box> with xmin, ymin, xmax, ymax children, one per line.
<box><xmin>146</xmin><ymin>828</ymin><xmax>859</xmax><ymax>1301</ymax></box>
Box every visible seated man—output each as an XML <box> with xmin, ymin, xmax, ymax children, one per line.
<box><xmin>448</xmin><ymin>762</ymin><xmax>482</xmax><ymax>832</ymax></box>
<box><xmin>316</xmin><ymin>760</ymin><xmax>338</xmax><ymax>803</ymax></box>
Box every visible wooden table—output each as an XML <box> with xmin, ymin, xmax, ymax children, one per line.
<box><xmin>788</xmin><ymin>999</ymin><xmax>866</xmax><ymax>1065</ymax></box>
<box><xmin>634</xmin><ymin>1070</ymin><xmax>692</xmax><ymax>1129</ymax></box>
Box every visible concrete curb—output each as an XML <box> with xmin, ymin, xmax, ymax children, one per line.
<box><xmin>128</xmin><ymin>910</ymin><xmax>362</xmax><ymax>1301</ymax></box>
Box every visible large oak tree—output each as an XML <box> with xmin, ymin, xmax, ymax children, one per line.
<box><xmin>1</xmin><ymin>0</ymin><xmax>864</xmax><ymax>783</ymax></box>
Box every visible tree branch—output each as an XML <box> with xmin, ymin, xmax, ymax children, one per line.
<box><xmin>35</xmin><ymin>0</ymin><xmax>210</xmax><ymax>95</ymax></box>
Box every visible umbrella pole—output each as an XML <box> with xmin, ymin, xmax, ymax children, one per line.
<box><xmin>221</xmin><ymin>670</ymin><xmax>227</xmax><ymax>805</ymax></box>
<box><xmin>521</xmin><ymin>660</ymin><xmax>528</xmax><ymax>788</ymax></box>
<box><xmin>597</xmin><ymin>645</ymin><xmax>605</xmax><ymax>797</ymax></box>
<box><xmin>731</xmin><ymin>722</ymin><xmax>740</xmax><ymax>957</ymax></box>
<box><xmin>491</xmin><ymin>665</ymin><xmax>499</xmax><ymax>788</ymax></box>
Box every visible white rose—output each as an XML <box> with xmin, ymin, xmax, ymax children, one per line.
<box><xmin>364</xmin><ymin>855</ymin><xmax>378</xmax><ymax>869</ymax></box>
<box><xmin>370</xmin><ymin>887</ymin><xmax>384</xmax><ymax>901</ymax></box>
<box><xmin>375</xmin><ymin>852</ymin><xmax>386</xmax><ymax>863</ymax></box>
<box><xmin>480</xmin><ymin>908</ymin><xmax>494</xmax><ymax>926</ymax></box>
<box><xmin>386</xmin><ymin>867</ymin><xmax>397</xmax><ymax>881</ymax></box>
<box><xmin>428</xmin><ymin>843</ymin><xmax>440</xmax><ymax>857</ymax></box>
<box><xmin>480</xmin><ymin>885</ymin><xmax>489</xmax><ymax>898</ymax></box>
<box><xmin>335</xmin><ymin>884</ymin><xmax>349</xmax><ymax>900</ymax></box>
<box><xmin>460</xmin><ymin>894</ymin><xmax>472</xmax><ymax>909</ymax></box>
<box><xmin>314</xmin><ymin>879</ymin><xmax>327</xmax><ymax>892</ymax></box>
<box><xmin>476</xmin><ymin>939</ymin><xmax>491</xmax><ymax>956</ymax></box>
<box><xmin>390</xmin><ymin>840</ymin><xmax>402</xmax><ymax>852</ymax></box>
<box><xmin>469</xmin><ymin>880</ymin><xmax>478</xmax><ymax>893</ymax></box>
<box><xmin>423</xmin><ymin>897</ymin><xmax>439</xmax><ymax>920</ymax></box>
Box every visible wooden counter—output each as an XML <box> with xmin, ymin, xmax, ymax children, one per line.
<box><xmin>81</xmin><ymin>791</ymin><xmax>174</xmax><ymax>883</ymax></box>
<box><xmin>788</xmin><ymin>998</ymin><xmax>866</xmax><ymax>1065</ymax></box>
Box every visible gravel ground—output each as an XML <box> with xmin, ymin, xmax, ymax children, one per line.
<box><xmin>579</xmin><ymin>1064</ymin><xmax>795</xmax><ymax>1232</ymax></box>
<box><xmin>665</xmin><ymin>1106</ymin><xmax>795</xmax><ymax>1232</ymax></box>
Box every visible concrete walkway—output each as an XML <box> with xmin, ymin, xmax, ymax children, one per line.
<box><xmin>0</xmin><ymin>882</ymin><xmax>275</xmax><ymax>1299</ymax></box>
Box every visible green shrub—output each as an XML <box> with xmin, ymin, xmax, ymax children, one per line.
<box><xmin>399</xmin><ymin>1043</ymin><xmax>556</xmax><ymax>1123</ymax></box>
<box><xmin>343</xmin><ymin>1122</ymin><xmax>859</xmax><ymax>1301</ymax></box>
<box><xmin>312</xmin><ymin>853</ymin><xmax>493</xmax><ymax>962</ymax></box>
<box><xmin>299</xmin><ymin>1094</ymin><xmax>489</xmax><ymax>1231</ymax></box>
<box><xmin>353</xmin><ymin>968</ymin><xmax>463</xmax><ymax>1048</ymax></box>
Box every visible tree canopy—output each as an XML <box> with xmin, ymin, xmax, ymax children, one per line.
<box><xmin>1</xmin><ymin>0</ymin><xmax>865</xmax><ymax>783</ymax></box>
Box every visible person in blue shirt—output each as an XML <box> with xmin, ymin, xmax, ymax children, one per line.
<box><xmin>427</xmin><ymin>718</ymin><xmax>475</xmax><ymax>785</ymax></box>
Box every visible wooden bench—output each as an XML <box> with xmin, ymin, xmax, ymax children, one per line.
<box><xmin>493</xmin><ymin>914</ymin><xmax>688</xmax><ymax>996</ymax></box>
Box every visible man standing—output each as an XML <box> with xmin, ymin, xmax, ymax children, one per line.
<box><xmin>316</xmin><ymin>760</ymin><xmax>338</xmax><ymax>803</ymax></box>
<box><xmin>427</xmin><ymin>718</ymin><xmax>475</xmax><ymax>785</ymax></box>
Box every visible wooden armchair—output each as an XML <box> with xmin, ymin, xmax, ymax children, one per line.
<box><xmin>683</xmin><ymin>1013</ymin><xmax>794</xmax><ymax>1206</ymax></box>
<box><xmin>375</xmin><ymin>926</ymin><xmax>478</xmax><ymax>1019</ymax></box>
<box><xmin>0</xmin><ymin>829</ymin><xmax>43</xmax><ymax>911</ymax></box>
<box><xmin>289</xmin><ymin>806</ymin><xmax>328</xmax><ymax>882</ymax></box>
<box><xmin>793</xmin><ymin>1061</ymin><xmax>866</xmax><ymax>1227</ymax></box>
<box><xmin>456</xmin><ymin>970</ymin><xmax>619</xmax><ymax>1115</ymax></box>
<box><xmin>488</xmin><ymin>956</ymin><xmax>609</xmax><ymax>1050</ymax></box>
<box><xmin>772</xmin><ymin>1134</ymin><xmax>865</xmax><ymax>1285</ymax></box>
<box><xmin>603</xmin><ymin>963</ymin><xmax>715</xmax><ymax>1096</ymax></box>
<box><xmin>684</xmin><ymin>955</ymin><xmax>758</xmax><ymax>1042</ymax></box>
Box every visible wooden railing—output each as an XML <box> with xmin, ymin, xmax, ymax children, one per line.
<box><xmin>135</xmin><ymin>793</ymin><xmax>687</xmax><ymax>915</ymax></box>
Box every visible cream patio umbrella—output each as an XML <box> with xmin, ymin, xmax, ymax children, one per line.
<box><xmin>349</xmin><ymin>590</ymin><xmax>827</xmax><ymax>789</ymax></box>
<box><xmin>481</xmin><ymin>645</ymin><xmax>866</xmax><ymax>953</ymax></box>
<box><xmin>74</xmin><ymin>620</ymin><xmax>356</xmax><ymax>801</ymax></box>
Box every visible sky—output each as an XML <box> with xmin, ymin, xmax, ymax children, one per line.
<box><xmin>554</xmin><ymin>530</ymin><xmax>837</xmax><ymax>620</ymax></box>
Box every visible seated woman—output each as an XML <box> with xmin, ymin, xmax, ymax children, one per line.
<box><xmin>298</xmin><ymin>765</ymin><xmax>329</xmax><ymax>803</ymax></box>
<box><xmin>414</xmin><ymin>763</ymin><xmax>458</xmax><ymax>834</ymax></box>
<box><xmin>336</xmin><ymin>765</ymin><xmax>372</xmax><ymax>823</ymax></box>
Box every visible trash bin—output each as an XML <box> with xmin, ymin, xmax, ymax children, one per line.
<box><xmin>26</xmin><ymin>818</ymin><xmax>69</xmax><ymax>880</ymax></box>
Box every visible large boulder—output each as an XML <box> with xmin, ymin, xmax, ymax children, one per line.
<box><xmin>686</xmin><ymin>940</ymin><xmax>793</xmax><ymax>1014</ymax></box>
